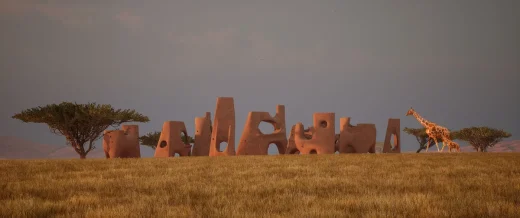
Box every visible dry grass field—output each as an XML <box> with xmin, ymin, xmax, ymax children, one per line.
<box><xmin>1</xmin><ymin>153</ymin><xmax>520</xmax><ymax>218</ymax></box>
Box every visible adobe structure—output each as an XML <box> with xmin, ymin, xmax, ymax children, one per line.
<box><xmin>192</xmin><ymin>112</ymin><xmax>212</xmax><ymax>156</ymax></box>
<box><xmin>286</xmin><ymin>125</ymin><xmax>298</xmax><ymax>154</ymax></box>
<box><xmin>286</xmin><ymin>125</ymin><xmax>313</xmax><ymax>154</ymax></box>
<box><xmin>336</xmin><ymin>117</ymin><xmax>377</xmax><ymax>153</ymax></box>
<box><xmin>237</xmin><ymin>105</ymin><xmax>288</xmax><ymax>155</ymax></box>
<box><xmin>154</xmin><ymin>121</ymin><xmax>192</xmax><ymax>157</ymax></box>
<box><xmin>209</xmin><ymin>97</ymin><xmax>236</xmax><ymax>156</ymax></box>
<box><xmin>382</xmin><ymin>118</ymin><xmax>401</xmax><ymax>153</ymax></box>
<box><xmin>103</xmin><ymin>97</ymin><xmax>413</xmax><ymax>158</ymax></box>
<box><xmin>102</xmin><ymin>125</ymin><xmax>141</xmax><ymax>158</ymax></box>
<box><xmin>293</xmin><ymin>113</ymin><xmax>336</xmax><ymax>154</ymax></box>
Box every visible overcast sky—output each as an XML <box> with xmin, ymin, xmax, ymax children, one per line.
<box><xmin>1</xmin><ymin>0</ymin><xmax>519</xmax><ymax>157</ymax></box>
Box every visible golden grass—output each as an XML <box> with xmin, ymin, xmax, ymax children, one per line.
<box><xmin>1</xmin><ymin>153</ymin><xmax>520</xmax><ymax>218</ymax></box>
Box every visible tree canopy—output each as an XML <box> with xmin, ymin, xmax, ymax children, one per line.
<box><xmin>12</xmin><ymin>102</ymin><xmax>149</xmax><ymax>159</ymax></box>
<box><xmin>452</xmin><ymin>127</ymin><xmax>511</xmax><ymax>152</ymax></box>
<box><xmin>139</xmin><ymin>131</ymin><xmax>195</xmax><ymax>150</ymax></box>
<box><xmin>403</xmin><ymin>127</ymin><xmax>432</xmax><ymax>153</ymax></box>
<box><xmin>139</xmin><ymin>131</ymin><xmax>161</xmax><ymax>150</ymax></box>
<box><xmin>403</xmin><ymin>127</ymin><xmax>458</xmax><ymax>153</ymax></box>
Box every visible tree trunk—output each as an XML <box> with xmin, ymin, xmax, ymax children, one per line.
<box><xmin>80</xmin><ymin>153</ymin><xmax>87</xmax><ymax>159</ymax></box>
<box><xmin>417</xmin><ymin>141</ymin><xmax>435</xmax><ymax>153</ymax></box>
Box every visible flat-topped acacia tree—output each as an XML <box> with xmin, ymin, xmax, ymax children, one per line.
<box><xmin>452</xmin><ymin>127</ymin><xmax>511</xmax><ymax>152</ymax></box>
<box><xmin>12</xmin><ymin>102</ymin><xmax>149</xmax><ymax>159</ymax></box>
<box><xmin>403</xmin><ymin>127</ymin><xmax>436</xmax><ymax>153</ymax></box>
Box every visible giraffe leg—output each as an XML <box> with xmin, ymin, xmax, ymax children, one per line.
<box><xmin>440</xmin><ymin>134</ymin><xmax>450</xmax><ymax>152</ymax></box>
<box><xmin>433</xmin><ymin>138</ymin><xmax>440</xmax><ymax>152</ymax></box>
<box><xmin>425</xmin><ymin>137</ymin><xmax>432</xmax><ymax>152</ymax></box>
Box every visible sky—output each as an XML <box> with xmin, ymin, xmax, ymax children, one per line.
<box><xmin>1</xmin><ymin>0</ymin><xmax>519</xmax><ymax>157</ymax></box>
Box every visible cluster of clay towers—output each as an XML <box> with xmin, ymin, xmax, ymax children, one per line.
<box><xmin>102</xmin><ymin>97</ymin><xmax>402</xmax><ymax>158</ymax></box>
<box><xmin>406</xmin><ymin>107</ymin><xmax>460</xmax><ymax>152</ymax></box>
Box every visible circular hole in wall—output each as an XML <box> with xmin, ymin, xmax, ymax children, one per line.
<box><xmin>219</xmin><ymin>142</ymin><xmax>228</xmax><ymax>152</ymax></box>
<box><xmin>320</xmin><ymin>121</ymin><xmax>328</xmax><ymax>128</ymax></box>
<box><xmin>258</xmin><ymin>121</ymin><xmax>275</xmax><ymax>134</ymax></box>
<box><xmin>159</xmin><ymin>140</ymin><xmax>167</xmax><ymax>148</ymax></box>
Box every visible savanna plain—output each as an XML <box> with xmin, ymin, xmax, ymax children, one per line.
<box><xmin>1</xmin><ymin>153</ymin><xmax>519</xmax><ymax>218</ymax></box>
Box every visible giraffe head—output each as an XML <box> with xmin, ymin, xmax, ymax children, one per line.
<box><xmin>406</xmin><ymin>107</ymin><xmax>415</xmax><ymax>116</ymax></box>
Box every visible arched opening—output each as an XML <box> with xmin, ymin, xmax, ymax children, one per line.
<box><xmin>219</xmin><ymin>141</ymin><xmax>228</xmax><ymax>152</ymax></box>
<box><xmin>180</xmin><ymin>132</ymin><xmax>187</xmax><ymax>144</ymax></box>
<box><xmin>390</xmin><ymin>134</ymin><xmax>394</xmax><ymax>149</ymax></box>
<box><xmin>335</xmin><ymin>151</ymin><xmax>339</xmax><ymax>154</ymax></box>
<box><xmin>309</xmin><ymin>149</ymin><xmax>317</xmax><ymax>154</ymax></box>
<box><xmin>174</xmin><ymin>153</ymin><xmax>180</xmax><ymax>157</ymax></box>
<box><xmin>268</xmin><ymin>143</ymin><xmax>279</xmax><ymax>155</ymax></box>
<box><xmin>159</xmin><ymin>140</ymin><xmax>167</xmax><ymax>148</ymax></box>
<box><xmin>393</xmin><ymin>134</ymin><xmax>399</xmax><ymax>151</ymax></box>
<box><xmin>258</xmin><ymin>121</ymin><xmax>275</xmax><ymax>134</ymax></box>
<box><xmin>390</xmin><ymin>134</ymin><xmax>397</xmax><ymax>151</ymax></box>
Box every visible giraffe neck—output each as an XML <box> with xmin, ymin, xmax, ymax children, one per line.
<box><xmin>412</xmin><ymin>111</ymin><xmax>431</xmax><ymax>128</ymax></box>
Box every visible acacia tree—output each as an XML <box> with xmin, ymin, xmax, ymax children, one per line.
<box><xmin>403</xmin><ymin>127</ymin><xmax>458</xmax><ymax>153</ymax></box>
<box><xmin>403</xmin><ymin>127</ymin><xmax>435</xmax><ymax>153</ymax></box>
<box><xmin>139</xmin><ymin>131</ymin><xmax>195</xmax><ymax>150</ymax></box>
<box><xmin>139</xmin><ymin>131</ymin><xmax>161</xmax><ymax>150</ymax></box>
<box><xmin>12</xmin><ymin>102</ymin><xmax>149</xmax><ymax>159</ymax></box>
<box><xmin>452</xmin><ymin>127</ymin><xmax>511</xmax><ymax>152</ymax></box>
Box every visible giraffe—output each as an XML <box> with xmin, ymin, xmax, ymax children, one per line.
<box><xmin>406</xmin><ymin>107</ymin><xmax>451</xmax><ymax>152</ymax></box>
<box><xmin>440</xmin><ymin>136</ymin><xmax>461</xmax><ymax>152</ymax></box>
